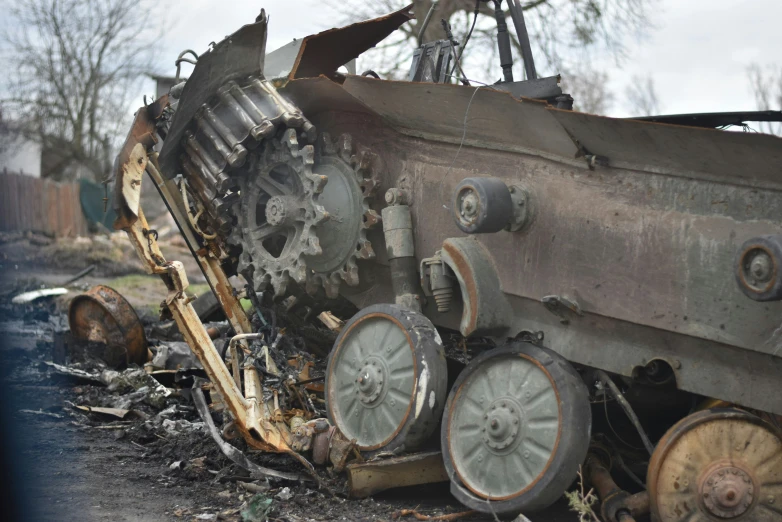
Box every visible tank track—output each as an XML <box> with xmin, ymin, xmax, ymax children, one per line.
<box><xmin>172</xmin><ymin>74</ymin><xmax>380</xmax><ymax>298</ymax></box>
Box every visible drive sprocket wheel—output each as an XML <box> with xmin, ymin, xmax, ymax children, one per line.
<box><xmin>232</xmin><ymin>128</ymin><xmax>328</xmax><ymax>296</ymax></box>
<box><xmin>233</xmin><ymin>130</ymin><xmax>380</xmax><ymax>298</ymax></box>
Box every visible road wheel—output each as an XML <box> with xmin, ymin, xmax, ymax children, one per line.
<box><xmin>441</xmin><ymin>341</ymin><xmax>591</xmax><ymax>514</ymax></box>
<box><xmin>326</xmin><ymin>304</ymin><xmax>447</xmax><ymax>456</ymax></box>
<box><xmin>648</xmin><ymin>408</ymin><xmax>782</xmax><ymax>521</ymax></box>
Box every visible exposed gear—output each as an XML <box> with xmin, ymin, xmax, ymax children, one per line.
<box><xmin>233</xmin><ymin>130</ymin><xmax>381</xmax><ymax>298</ymax></box>
<box><xmin>231</xmin><ymin>128</ymin><xmax>328</xmax><ymax>296</ymax></box>
<box><xmin>306</xmin><ymin>132</ymin><xmax>381</xmax><ymax>298</ymax></box>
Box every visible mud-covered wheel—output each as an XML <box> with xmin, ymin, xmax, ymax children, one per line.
<box><xmin>326</xmin><ymin>304</ymin><xmax>447</xmax><ymax>455</ymax></box>
<box><xmin>648</xmin><ymin>408</ymin><xmax>782</xmax><ymax>522</ymax></box>
<box><xmin>441</xmin><ymin>342</ymin><xmax>591</xmax><ymax>515</ymax></box>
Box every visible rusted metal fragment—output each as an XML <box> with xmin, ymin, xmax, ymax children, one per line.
<box><xmin>550</xmin><ymin>108</ymin><xmax>782</xmax><ymax>190</ymax></box>
<box><xmin>440</xmin><ymin>237</ymin><xmax>511</xmax><ymax>337</ymax></box>
<box><xmin>266</xmin><ymin>5</ymin><xmax>413</xmax><ymax>83</ymax></box>
<box><xmin>145</xmin><ymin>157</ymin><xmax>253</xmax><ymax>336</ymax></box>
<box><xmin>112</xmin><ymin>106</ymin><xmax>158</xmax><ymax>229</ymax></box>
<box><xmin>340</xmin><ymin>75</ymin><xmax>582</xmax><ymax>165</ymax></box>
<box><xmin>192</xmin><ymin>384</ymin><xmax>303</xmax><ymax>482</ymax></box>
<box><xmin>328</xmin><ymin>429</ymin><xmax>355</xmax><ymax>472</ymax></box>
<box><xmin>68</xmin><ymin>285</ymin><xmax>149</xmax><ymax>367</ymax></box>
<box><xmin>586</xmin><ymin>453</ymin><xmax>648</xmax><ymax>522</ymax></box>
<box><xmin>114</xmin><ymin>123</ymin><xmax>294</xmax><ymax>454</ymax></box>
<box><xmin>346</xmin><ymin>451</ymin><xmax>449</xmax><ymax>499</ymax></box>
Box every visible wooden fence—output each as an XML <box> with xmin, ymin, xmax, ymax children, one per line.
<box><xmin>0</xmin><ymin>170</ymin><xmax>89</xmax><ymax>237</ymax></box>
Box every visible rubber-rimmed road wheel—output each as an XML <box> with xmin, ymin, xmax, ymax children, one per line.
<box><xmin>326</xmin><ymin>304</ymin><xmax>448</xmax><ymax>456</ymax></box>
<box><xmin>441</xmin><ymin>341</ymin><xmax>591</xmax><ymax>515</ymax></box>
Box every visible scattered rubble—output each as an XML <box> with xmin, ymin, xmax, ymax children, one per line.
<box><xmin>0</xmin><ymin>274</ymin><xmax>580</xmax><ymax>521</ymax></box>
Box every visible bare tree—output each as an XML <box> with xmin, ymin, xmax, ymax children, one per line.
<box><xmin>0</xmin><ymin>106</ymin><xmax>14</xmax><ymax>159</ymax></box>
<box><xmin>625</xmin><ymin>74</ymin><xmax>660</xmax><ymax>116</ymax></box>
<box><xmin>560</xmin><ymin>67</ymin><xmax>614</xmax><ymax>114</ymax></box>
<box><xmin>325</xmin><ymin>0</ymin><xmax>657</xmax><ymax>85</ymax></box>
<box><xmin>1</xmin><ymin>0</ymin><xmax>160</xmax><ymax>181</ymax></box>
<box><xmin>748</xmin><ymin>63</ymin><xmax>782</xmax><ymax>136</ymax></box>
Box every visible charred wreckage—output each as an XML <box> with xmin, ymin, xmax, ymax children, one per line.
<box><xmin>110</xmin><ymin>2</ymin><xmax>782</xmax><ymax>521</ymax></box>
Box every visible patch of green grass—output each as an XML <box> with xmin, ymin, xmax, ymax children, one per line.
<box><xmin>104</xmin><ymin>274</ymin><xmax>158</xmax><ymax>291</ymax></box>
<box><xmin>188</xmin><ymin>283</ymin><xmax>212</xmax><ymax>298</ymax></box>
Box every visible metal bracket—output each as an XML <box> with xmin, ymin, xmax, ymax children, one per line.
<box><xmin>542</xmin><ymin>294</ymin><xmax>583</xmax><ymax>325</ymax></box>
<box><xmin>439</xmin><ymin>237</ymin><xmax>512</xmax><ymax>337</ymax></box>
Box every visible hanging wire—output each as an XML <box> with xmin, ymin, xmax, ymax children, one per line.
<box><xmin>597</xmin><ymin>370</ymin><xmax>655</xmax><ymax>456</ymax></box>
<box><xmin>449</xmin><ymin>0</ymin><xmax>481</xmax><ymax>81</ymax></box>
<box><xmin>437</xmin><ymin>83</ymin><xmax>486</xmax><ymax>211</ymax></box>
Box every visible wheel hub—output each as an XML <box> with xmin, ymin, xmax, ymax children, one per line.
<box><xmin>749</xmin><ymin>251</ymin><xmax>773</xmax><ymax>283</ymax></box>
<box><xmin>482</xmin><ymin>398</ymin><xmax>522</xmax><ymax>451</ymax></box>
<box><xmin>700</xmin><ymin>465</ymin><xmax>755</xmax><ymax>519</ymax></box>
<box><xmin>356</xmin><ymin>358</ymin><xmax>387</xmax><ymax>405</ymax></box>
<box><xmin>265</xmin><ymin>195</ymin><xmax>294</xmax><ymax>226</ymax></box>
<box><xmin>459</xmin><ymin>190</ymin><xmax>480</xmax><ymax>222</ymax></box>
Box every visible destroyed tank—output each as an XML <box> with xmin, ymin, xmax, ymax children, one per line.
<box><xmin>113</xmin><ymin>3</ymin><xmax>782</xmax><ymax>521</ymax></box>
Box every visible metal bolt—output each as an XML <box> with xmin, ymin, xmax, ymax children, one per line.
<box><xmin>491</xmin><ymin>419</ymin><xmax>499</xmax><ymax>429</ymax></box>
<box><xmin>523</xmin><ymin>451</ymin><xmax>530</xmax><ymax>459</ymax></box>
<box><xmin>749</xmin><ymin>251</ymin><xmax>773</xmax><ymax>282</ymax></box>
<box><xmin>501</xmin><ymin>402</ymin><xmax>507</xmax><ymax>408</ymax></box>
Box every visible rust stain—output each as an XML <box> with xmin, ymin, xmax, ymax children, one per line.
<box><xmin>442</xmin><ymin>241</ymin><xmax>479</xmax><ymax>335</ymax></box>
<box><xmin>68</xmin><ymin>285</ymin><xmax>148</xmax><ymax>366</ymax></box>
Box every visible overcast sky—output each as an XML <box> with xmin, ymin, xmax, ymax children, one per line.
<box><xmin>142</xmin><ymin>0</ymin><xmax>780</xmax><ymax>118</ymax></box>
<box><xmin>0</xmin><ymin>0</ymin><xmax>747</xmax><ymax>120</ymax></box>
